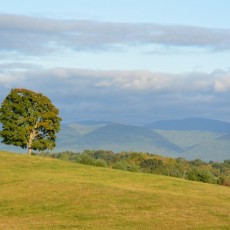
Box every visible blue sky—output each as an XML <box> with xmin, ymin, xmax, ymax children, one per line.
<box><xmin>0</xmin><ymin>1</ymin><xmax>230</xmax><ymax>124</ymax></box>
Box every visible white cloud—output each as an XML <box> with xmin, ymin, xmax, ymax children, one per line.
<box><xmin>214</xmin><ymin>75</ymin><xmax>230</xmax><ymax>92</ymax></box>
<box><xmin>0</xmin><ymin>72</ymin><xmax>26</xmax><ymax>88</ymax></box>
<box><xmin>1</xmin><ymin>14</ymin><xmax>230</xmax><ymax>56</ymax></box>
<box><xmin>94</xmin><ymin>71</ymin><xmax>172</xmax><ymax>91</ymax></box>
<box><xmin>1</xmin><ymin>67</ymin><xmax>230</xmax><ymax>93</ymax></box>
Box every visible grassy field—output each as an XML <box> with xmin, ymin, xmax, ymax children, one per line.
<box><xmin>0</xmin><ymin>151</ymin><xmax>230</xmax><ymax>229</ymax></box>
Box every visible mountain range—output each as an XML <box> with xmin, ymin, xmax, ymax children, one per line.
<box><xmin>144</xmin><ymin>117</ymin><xmax>230</xmax><ymax>133</ymax></box>
<box><xmin>54</xmin><ymin>117</ymin><xmax>230</xmax><ymax>161</ymax></box>
<box><xmin>0</xmin><ymin>118</ymin><xmax>230</xmax><ymax>161</ymax></box>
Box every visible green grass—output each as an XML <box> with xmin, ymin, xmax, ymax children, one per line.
<box><xmin>0</xmin><ymin>151</ymin><xmax>230</xmax><ymax>229</ymax></box>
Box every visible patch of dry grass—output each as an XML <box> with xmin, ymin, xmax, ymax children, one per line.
<box><xmin>0</xmin><ymin>151</ymin><xmax>230</xmax><ymax>229</ymax></box>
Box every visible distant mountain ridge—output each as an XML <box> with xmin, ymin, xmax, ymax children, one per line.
<box><xmin>56</xmin><ymin>123</ymin><xmax>183</xmax><ymax>155</ymax></box>
<box><xmin>55</xmin><ymin>117</ymin><xmax>230</xmax><ymax>161</ymax></box>
<box><xmin>79</xmin><ymin>123</ymin><xmax>183</xmax><ymax>152</ymax></box>
<box><xmin>73</xmin><ymin>120</ymin><xmax>114</xmax><ymax>126</ymax></box>
<box><xmin>144</xmin><ymin>117</ymin><xmax>230</xmax><ymax>133</ymax></box>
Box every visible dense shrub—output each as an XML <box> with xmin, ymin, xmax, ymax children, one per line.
<box><xmin>140</xmin><ymin>158</ymin><xmax>163</xmax><ymax>174</ymax></box>
<box><xmin>187</xmin><ymin>168</ymin><xmax>218</xmax><ymax>184</ymax></box>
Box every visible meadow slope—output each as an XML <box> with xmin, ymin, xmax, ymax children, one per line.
<box><xmin>0</xmin><ymin>151</ymin><xmax>230</xmax><ymax>230</ymax></box>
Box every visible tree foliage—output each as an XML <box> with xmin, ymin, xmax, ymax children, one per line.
<box><xmin>0</xmin><ymin>88</ymin><xmax>62</xmax><ymax>155</ymax></box>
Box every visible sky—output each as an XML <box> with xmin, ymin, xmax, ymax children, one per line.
<box><xmin>0</xmin><ymin>0</ymin><xmax>230</xmax><ymax>124</ymax></box>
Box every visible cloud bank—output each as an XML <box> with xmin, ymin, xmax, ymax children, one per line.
<box><xmin>0</xmin><ymin>67</ymin><xmax>230</xmax><ymax>123</ymax></box>
<box><xmin>1</xmin><ymin>14</ymin><xmax>230</xmax><ymax>55</ymax></box>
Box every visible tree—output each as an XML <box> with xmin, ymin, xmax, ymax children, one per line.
<box><xmin>140</xmin><ymin>158</ymin><xmax>163</xmax><ymax>173</ymax></box>
<box><xmin>0</xmin><ymin>88</ymin><xmax>62</xmax><ymax>156</ymax></box>
<box><xmin>186</xmin><ymin>167</ymin><xmax>217</xmax><ymax>184</ymax></box>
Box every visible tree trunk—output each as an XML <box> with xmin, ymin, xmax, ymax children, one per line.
<box><xmin>28</xmin><ymin>146</ymin><xmax>32</xmax><ymax>156</ymax></box>
<box><xmin>27</xmin><ymin>131</ymin><xmax>34</xmax><ymax>156</ymax></box>
<box><xmin>27</xmin><ymin>121</ymin><xmax>39</xmax><ymax>156</ymax></box>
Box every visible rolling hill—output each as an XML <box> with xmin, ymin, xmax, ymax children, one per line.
<box><xmin>181</xmin><ymin>135</ymin><xmax>230</xmax><ymax>161</ymax></box>
<box><xmin>0</xmin><ymin>151</ymin><xmax>230</xmax><ymax>229</ymax></box>
<box><xmin>55</xmin><ymin>118</ymin><xmax>230</xmax><ymax>161</ymax></box>
<box><xmin>150</xmin><ymin>118</ymin><xmax>230</xmax><ymax>161</ymax></box>
<box><xmin>56</xmin><ymin>123</ymin><xmax>183</xmax><ymax>156</ymax></box>
<box><xmin>154</xmin><ymin>129</ymin><xmax>230</xmax><ymax>161</ymax></box>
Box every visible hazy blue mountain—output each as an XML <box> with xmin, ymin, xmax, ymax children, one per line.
<box><xmin>27</xmin><ymin>119</ymin><xmax>230</xmax><ymax>161</ymax></box>
<box><xmin>144</xmin><ymin>117</ymin><xmax>230</xmax><ymax>133</ymax></box>
<box><xmin>155</xmin><ymin>130</ymin><xmax>230</xmax><ymax>161</ymax></box>
<box><xmin>66</xmin><ymin>122</ymin><xmax>105</xmax><ymax>135</ymax></box>
<box><xmin>56</xmin><ymin>122</ymin><xmax>104</xmax><ymax>148</ymax></box>
<box><xmin>154</xmin><ymin>130</ymin><xmax>222</xmax><ymax>150</ymax></box>
<box><xmin>180</xmin><ymin>134</ymin><xmax>230</xmax><ymax>161</ymax></box>
<box><xmin>216</xmin><ymin>133</ymin><xmax>230</xmax><ymax>141</ymax></box>
<box><xmin>80</xmin><ymin>124</ymin><xmax>182</xmax><ymax>152</ymax></box>
<box><xmin>55</xmin><ymin>123</ymin><xmax>183</xmax><ymax>155</ymax></box>
<box><xmin>75</xmin><ymin>120</ymin><xmax>114</xmax><ymax>126</ymax></box>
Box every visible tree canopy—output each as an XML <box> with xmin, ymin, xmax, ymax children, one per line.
<box><xmin>0</xmin><ymin>88</ymin><xmax>62</xmax><ymax>155</ymax></box>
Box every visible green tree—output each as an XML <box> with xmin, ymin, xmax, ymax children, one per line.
<box><xmin>140</xmin><ymin>158</ymin><xmax>163</xmax><ymax>173</ymax></box>
<box><xmin>186</xmin><ymin>167</ymin><xmax>218</xmax><ymax>184</ymax></box>
<box><xmin>0</xmin><ymin>88</ymin><xmax>62</xmax><ymax>156</ymax></box>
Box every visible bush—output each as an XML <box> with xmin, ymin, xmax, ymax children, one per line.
<box><xmin>187</xmin><ymin>168</ymin><xmax>218</xmax><ymax>184</ymax></box>
<box><xmin>140</xmin><ymin>158</ymin><xmax>163</xmax><ymax>173</ymax></box>
<box><xmin>112</xmin><ymin>161</ymin><xmax>139</xmax><ymax>172</ymax></box>
<box><xmin>78</xmin><ymin>154</ymin><xmax>95</xmax><ymax>166</ymax></box>
<box><xmin>94</xmin><ymin>159</ymin><xmax>108</xmax><ymax>167</ymax></box>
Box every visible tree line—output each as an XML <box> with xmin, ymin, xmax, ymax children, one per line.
<box><xmin>38</xmin><ymin>150</ymin><xmax>230</xmax><ymax>186</ymax></box>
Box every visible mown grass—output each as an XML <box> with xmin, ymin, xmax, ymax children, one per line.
<box><xmin>0</xmin><ymin>151</ymin><xmax>230</xmax><ymax>229</ymax></box>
